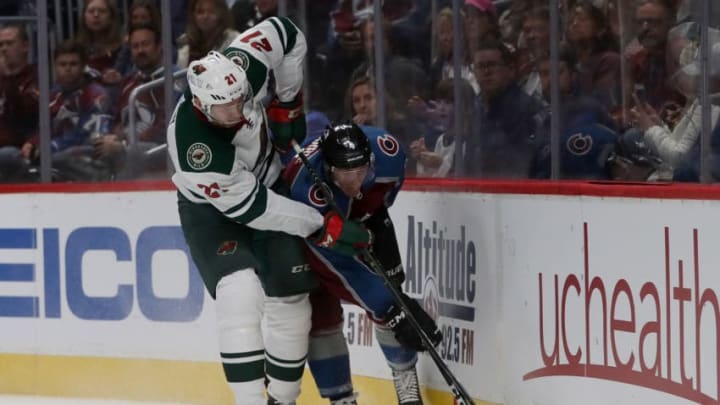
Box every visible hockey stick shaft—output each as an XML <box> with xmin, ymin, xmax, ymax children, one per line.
<box><xmin>291</xmin><ymin>140</ymin><xmax>475</xmax><ymax>405</ymax></box>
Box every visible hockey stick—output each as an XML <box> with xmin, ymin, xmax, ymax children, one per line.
<box><xmin>291</xmin><ymin>140</ymin><xmax>476</xmax><ymax>405</ymax></box>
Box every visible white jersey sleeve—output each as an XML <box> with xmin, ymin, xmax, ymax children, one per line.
<box><xmin>223</xmin><ymin>17</ymin><xmax>306</xmax><ymax>102</ymax></box>
<box><xmin>167</xmin><ymin>96</ymin><xmax>323</xmax><ymax>238</ymax></box>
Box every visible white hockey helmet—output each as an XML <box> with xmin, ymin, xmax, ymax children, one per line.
<box><xmin>187</xmin><ymin>50</ymin><xmax>250</xmax><ymax>118</ymax></box>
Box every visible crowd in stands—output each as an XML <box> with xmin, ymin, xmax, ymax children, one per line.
<box><xmin>0</xmin><ymin>0</ymin><xmax>719</xmax><ymax>182</ymax></box>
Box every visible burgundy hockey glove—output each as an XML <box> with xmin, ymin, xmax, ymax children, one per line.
<box><xmin>311</xmin><ymin>211</ymin><xmax>373</xmax><ymax>256</ymax></box>
<box><xmin>267</xmin><ymin>93</ymin><xmax>306</xmax><ymax>153</ymax></box>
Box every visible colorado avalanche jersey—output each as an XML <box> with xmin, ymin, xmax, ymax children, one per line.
<box><xmin>46</xmin><ymin>81</ymin><xmax>111</xmax><ymax>151</ymax></box>
<box><xmin>167</xmin><ymin>17</ymin><xmax>322</xmax><ymax>238</ymax></box>
<box><xmin>283</xmin><ymin>126</ymin><xmax>406</xmax><ymax>220</ymax></box>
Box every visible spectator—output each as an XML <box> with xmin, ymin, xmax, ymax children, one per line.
<box><xmin>176</xmin><ymin>0</ymin><xmax>239</xmax><ymax>68</ymax></box>
<box><xmin>32</xmin><ymin>40</ymin><xmax>111</xmax><ymax>155</ymax></box>
<box><xmin>74</xmin><ymin>0</ymin><xmax>131</xmax><ymax>88</ymax></box>
<box><xmin>0</xmin><ymin>23</ymin><xmax>38</xmax><ymax>182</ymax></box>
<box><xmin>428</xmin><ymin>7</ymin><xmax>478</xmax><ymax>94</ymax></box>
<box><xmin>409</xmin><ymin>79</ymin><xmax>475</xmax><ymax>177</ymax></box>
<box><xmin>328</xmin><ymin>0</ymin><xmax>433</xmax><ymax>64</ymax></box>
<box><xmin>345</xmin><ymin>75</ymin><xmax>419</xmax><ymax>149</ymax></box>
<box><xmin>22</xmin><ymin>40</ymin><xmax>113</xmax><ymax>182</ymax></box>
<box><xmin>464</xmin><ymin>39</ymin><xmax>546</xmax><ymax>178</ymax></box>
<box><xmin>566</xmin><ymin>1</ymin><xmax>622</xmax><ymax>110</ymax></box>
<box><xmin>128</xmin><ymin>0</ymin><xmax>161</xmax><ymax>30</ymax></box>
<box><xmin>119</xmin><ymin>0</ymin><xmax>162</xmax><ymax>75</ymax></box>
<box><xmin>352</xmin><ymin>13</ymin><xmax>430</xmax><ymax>98</ymax></box>
<box><xmin>516</xmin><ymin>7</ymin><xmax>550</xmax><ymax>99</ymax></box>
<box><xmin>533</xmin><ymin>46</ymin><xmax>619</xmax><ymax>180</ymax></box>
<box><xmin>170</xmin><ymin>0</ymin><xmax>190</xmax><ymax>47</ymax></box>
<box><xmin>497</xmin><ymin>0</ymin><xmax>546</xmax><ymax>46</ymax></box>
<box><xmin>232</xmin><ymin>0</ymin><xmax>283</xmax><ymax>32</ymax></box>
<box><xmin>349</xmin><ymin>15</ymin><xmax>429</xmax><ymax>148</ymax></box>
<box><xmin>347</xmin><ymin>75</ymin><xmax>377</xmax><ymax>127</ymax></box>
<box><xmin>463</xmin><ymin>0</ymin><xmax>500</xmax><ymax>54</ymax></box>
<box><xmin>676</xmin><ymin>0</ymin><xmax>720</xmax><ymax>26</ymax></box>
<box><xmin>309</xmin><ymin>1</ymin><xmax>368</xmax><ymax>120</ymax></box>
<box><xmin>626</xmin><ymin>0</ymin><xmax>683</xmax><ymax>113</ymax></box>
<box><xmin>624</xmin><ymin>23</ymin><xmax>720</xmax><ymax>181</ymax></box>
<box><xmin>94</xmin><ymin>24</ymin><xmax>181</xmax><ymax>179</ymax></box>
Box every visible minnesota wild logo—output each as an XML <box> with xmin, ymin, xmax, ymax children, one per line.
<box><xmin>223</xmin><ymin>47</ymin><xmax>250</xmax><ymax>71</ymax></box>
<box><xmin>187</xmin><ymin>143</ymin><xmax>212</xmax><ymax>170</ymax></box>
<box><xmin>192</xmin><ymin>64</ymin><xmax>207</xmax><ymax>75</ymax></box>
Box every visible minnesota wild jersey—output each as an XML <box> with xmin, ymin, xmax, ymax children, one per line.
<box><xmin>167</xmin><ymin>17</ymin><xmax>322</xmax><ymax>238</ymax></box>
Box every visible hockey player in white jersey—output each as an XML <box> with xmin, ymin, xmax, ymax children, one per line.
<box><xmin>167</xmin><ymin>17</ymin><xmax>373</xmax><ymax>405</ymax></box>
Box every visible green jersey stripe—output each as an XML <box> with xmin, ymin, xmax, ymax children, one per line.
<box><xmin>231</xmin><ymin>185</ymin><xmax>268</xmax><ymax>224</ymax></box>
<box><xmin>267</xmin><ymin>17</ymin><xmax>287</xmax><ymax>54</ymax></box>
<box><xmin>256</xmin><ymin>148</ymin><xmax>275</xmax><ymax>184</ymax></box>
<box><xmin>224</xmin><ymin>180</ymin><xmax>259</xmax><ymax>216</ymax></box>
<box><xmin>277</xmin><ymin>17</ymin><xmax>298</xmax><ymax>53</ymax></box>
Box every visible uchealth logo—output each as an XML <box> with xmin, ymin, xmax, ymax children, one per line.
<box><xmin>524</xmin><ymin>222</ymin><xmax>720</xmax><ymax>404</ymax></box>
<box><xmin>405</xmin><ymin>215</ymin><xmax>476</xmax><ymax>366</ymax></box>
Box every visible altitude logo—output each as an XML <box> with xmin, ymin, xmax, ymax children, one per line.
<box><xmin>524</xmin><ymin>222</ymin><xmax>720</xmax><ymax>404</ymax></box>
<box><xmin>405</xmin><ymin>215</ymin><xmax>477</xmax><ymax>366</ymax></box>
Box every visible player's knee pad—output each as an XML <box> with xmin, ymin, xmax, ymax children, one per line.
<box><xmin>215</xmin><ymin>269</ymin><xmax>264</xmax><ymax>351</ymax></box>
<box><xmin>263</xmin><ymin>293</ymin><xmax>311</xmax><ymax>403</ymax></box>
<box><xmin>308</xmin><ymin>324</ymin><xmax>353</xmax><ymax>399</ymax></box>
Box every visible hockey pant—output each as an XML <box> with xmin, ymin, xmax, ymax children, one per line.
<box><xmin>216</xmin><ymin>270</ymin><xmax>311</xmax><ymax>404</ymax></box>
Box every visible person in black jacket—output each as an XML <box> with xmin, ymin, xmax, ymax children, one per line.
<box><xmin>464</xmin><ymin>39</ymin><xmax>546</xmax><ymax>178</ymax></box>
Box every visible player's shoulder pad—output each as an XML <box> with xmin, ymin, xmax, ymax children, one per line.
<box><xmin>360</xmin><ymin>125</ymin><xmax>406</xmax><ymax>177</ymax></box>
<box><xmin>174</xmin><ymin>95</ymin><xmax>236</xmax><ymax>174</ymax></box>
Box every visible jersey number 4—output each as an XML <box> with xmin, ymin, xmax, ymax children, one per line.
<box><xmin>240</xmin><ymin>31</ymin><xmax>273</xmax><ymax>52</ymax></box>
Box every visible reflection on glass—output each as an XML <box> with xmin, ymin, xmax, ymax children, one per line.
<box><xmin>12</xmin><ymin>0</ymin><xmax>720</xmax><ymax>185</ymax></box>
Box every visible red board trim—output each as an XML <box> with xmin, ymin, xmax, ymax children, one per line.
<box><xmin>0</xmin><ymin>178</ymin><xmax>719</xmax><ymax>200</ymax></box>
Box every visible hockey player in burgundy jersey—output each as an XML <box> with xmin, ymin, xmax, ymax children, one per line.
<box><xmin>283</xmin><ymin>123</ymin><xmax>442</xmax><ymax>405</ymax></box>
<box><xmin>167</xmin><ymin>18</ymin><xmax>371</xmax><ymax>405</ymax></box>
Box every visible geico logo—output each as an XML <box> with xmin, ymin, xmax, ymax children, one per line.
<box><xmin>0</xmin><ymin>226</ymin><xmax>204</xmax><ymax>322</ymax></box>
